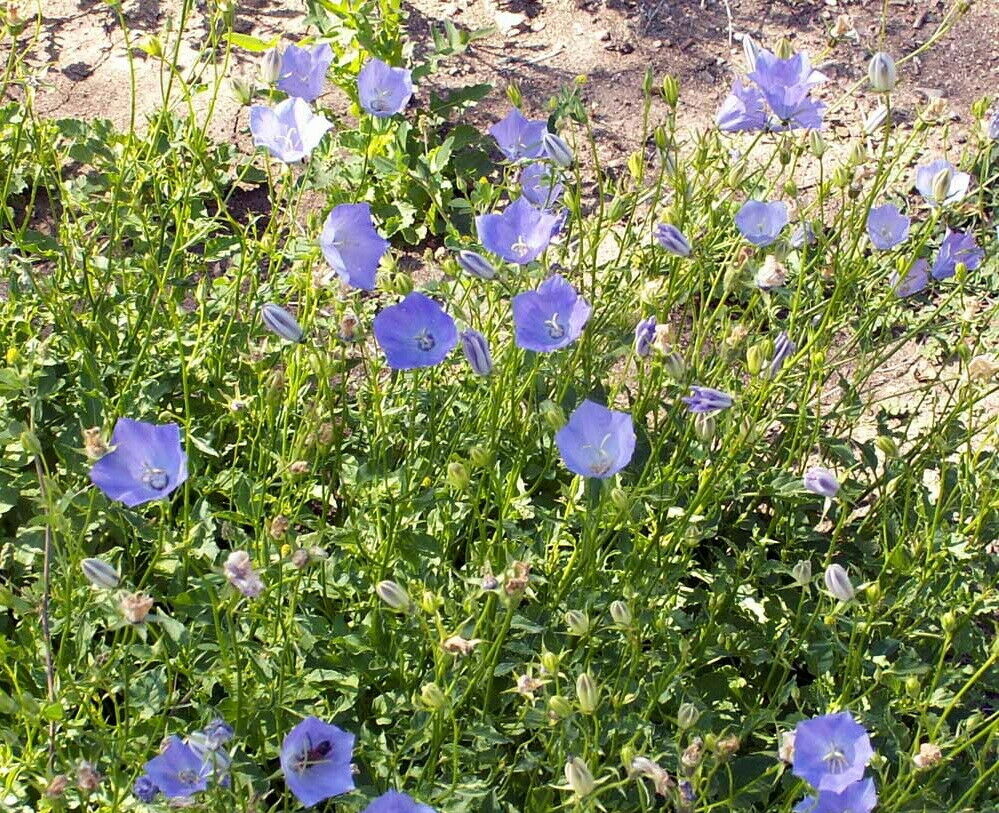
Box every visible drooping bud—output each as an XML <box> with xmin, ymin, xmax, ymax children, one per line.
<box><xmin>459</xmin><ymin>329</ymin><xmax>493</xmax><ymax>376</ymax></box>
<box><xmin>81</xmin><ymin>557</ymin><xmax>120</xmax><ymax>590</ymax></box>
<box><xmin>375</xmin><ymin>580</ymin><xmax>412</xmax><ymax>612</ymax></box>
<box><xmin>609</xmin><ymin>600</ymin><xmax>632</xmax><ymax>627</ymax></box>
<box><xmin>542</xmin><ymin>131</ymin><xmax>573</xmax><ymax>167</ymax></box>
<box><xmin>261</xmin><ymin>303</ymin><xmax>305</xmax><ymax>343</ymax></box>
<box><xmin>868</xmin><ymin>52</ymin><xmax>897</xmax><ymax>93</ymax></box>
<box><xmin>456</xmin><ymin>249</ymin><xmax>497</xmax><ymax>280</ymax></box>
<box><xmin>874</xmin><ymin>435</ymin><xmax>899</xmax><ymax>457</ymax></box>
<box><xmin>823</xmin><ymin>563</ymin><xmax>855</xmax><ymax>602</ymax></box>
<box><xmin>469</xmin><ymin>445</ymin><xmax>492</xmax><ymax>468</ymax></box>
<box><xmin>564</xmin><ymin>757</ymin><xmax>595</xmax><ymax>798</ymax></box>
<box><xmin>565</xmin><ymin>609</ymin><xmax>591</xmax><ymax>636</ymax></box>
<box><xmin>575</xmin><ymin>672</ymin><xmax>599</xmax><ymax>714</ymax></box>
<box><xmin>446</xmin><ymin>461</ymin><xmax>470</xmax><ymax>490</ymax></box>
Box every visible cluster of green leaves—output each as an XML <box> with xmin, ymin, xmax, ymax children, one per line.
<box><xmin>1</xmin><ymin>2</ymin><xmax>999</xmax><ymax>812</ymax></box>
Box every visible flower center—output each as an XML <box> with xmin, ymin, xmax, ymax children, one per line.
<box><xmin>822</xmin><ymin>746</ymin><xmax>849</xmax><ymax>773</ymax></box>
<box><xmin>293</xmin><ymin>738</ymin><xmax>332</xmax><ymax>774</ymax></box>
<box><xmin>371</xmin><ymin>90</ymin><xmax>392</xmax><ymax>112</ymax></box>
<box><xmin>140</xmin><ymin>465</ymin><xmax>169</xmax><ymax>491</ymax></box>
<box><xmin>415</xmin><ymin>329</ymin><xmax>436</xmax><ymax>351</ymax></box>
<box><xmin>544</xmin><ymin>314</ymin><xmax>565</xmax><ymax>340</ymax></box>
<box><xmin>587</xmin><ymin>434</ymin><xmax>614</xmax><ymax>475</ymax></box>
<box><xmin>177</xmin><ymin>769</ymin><xmax>199</xmax><ymax>786</ymax></box>
<box><xmin>511</xmin><ymin>235</ymin><xmax>531</xmax><ymax>258</ymax></box>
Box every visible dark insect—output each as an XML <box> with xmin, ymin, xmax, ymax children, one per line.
<box><xmin>306</xmin><ymin>739</ymin><xmax>332</xmax><ymax>764</ymax></box>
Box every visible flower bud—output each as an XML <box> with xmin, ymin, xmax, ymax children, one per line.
<box><xmin>874</xmin><ymin>435</ymin><xmax>899</xmax><ymax>458</ymax></box>
<box><xmin>634</xmin><ymin>316</ymin><xmax>657</xmax><ymax>358</ymax></box>
<box><xmin>654</xmin><ymin>223</ymin><xmax>692</xmax><ymax>257</ymax></box>
<box><xmin>261</xmin><ymin>303</ymin><xmax>305</xmax><ymax>343</ymax></box>
<box><xmin>540</xmin><ymin>649</ymin><xmax>560</xmax><ymax>675</ymax></box>
<box><xmin>609</xmin><ymin>600</ymin><xmax>631</xmax><ymax>627</ymax></box>
<box><xmin>677</xmin><ymin>702</ymin><xmax>700</xmax><ymax>729</ymax></box>
<box><xmin>803</xmin><ymin>466</ymin><xmax>840</xmax><ymax>498</ymax></box>
<box><xmin>120</xmin><ymin>592</ymin><xmax>154</xmax><ymax>624</ymax></box>
<box><xmin>505</xmin><ymin>83</ymin><xmax>522</xmax><ymax>108</ymax></box>
<box><xmin>693</xmin><ymin>412</ymin><xmax>716</xmax><ymax>443</ymax></box>
<box><xmin>931</xmin><ymin>166</ymin><xmax>955</xmax><ymax>206</ymax></box>
<box><xmin>460</xmin><ymin>329</ymin><xmax>493</xmax><ymax>376</ymax></box>
<box><xmin>230</xmin><ymin>77</ymin><xmax>255</xmax><ymax>106</ymax></box>
<box><xmin>420</xmin><ymin>682</ymin><xmax>447</xmax><ymax>711</ymax></box>
<box><xmin>446</xmin><ymin>461</ymin><xmax>470</xmax><ymax>490</ymax></box>
<box><xmin>565</xmin><ymin>609</ymin><xmax>591</xmax><ymax>636</ymax></box>
<box><xmin>662</xmin><ymin>75</ymin><xmax>680</xmax><ymax>108</ymax></box>
<box><xmin>542</xmin><ymin>131</ymin><xmax>573</xmax><ymax>167</ymax></box>
<box><xmin>456</xmin><ymin>249</ymin><xmax>496</xmax><ymax>280</ymax></box>
<box><xmin>81</xmin><ymin>557</ymin><xmax>120</xmax><ymax>590</ymax></box>
<box><xmin>746</xmin><ymin>342</ymin><xmax>767</xmax><ymax>376</ymax></box>
<box><xmin>905</xmin><ymin>675</ymin><xmax>921</xmax><ymax>697</ymax></box>
<box><xmin>610</xmin><ymin>486</ymin><xmax>630</xmax><ymax>513</ymax></box>
<box><xmin>375</xmin><ymin>580</ymin><xmax>411</xmax><ymax>612</ymax></box>
<box><xmin>469</xmin><ymin>444</ymin><xmax>492</xmax><ymax>468</ymax></box>
<box><xmin>564</xmin><ymin>757</ymin><xmax>595</xmax><ymax>798</ymax></box>
<box><xmin>575</xmin><ymin>672</ymin><xmax>599</xmax><ymax>714</ymax></box>
<box><xmin>775</xmin><ymin>37</ymin><xmax>794</xmax><ymax>59</ymax></box>
<box><xmin>791</xmin><ymin>559</ymin><xmax>812</xmax><ymax>587</ymax></box>
<box><xmin>823</xmin><ymin>563</ymin><xmax>855</xmax><ymax>602</ymax></box>
<box><xmin>548</xmin><ymin>694</ymin><xmax>573</xmax><ymax>718</ymax></box>
<box><xmin>661</xmin><ymin>350</ymin><xmax>686</xmax><ymax>382</ymax></box>
<box><xmin>539</xmin><ymin>399</ymin><xmax>565</xmax><ymax>431</ymax></box>
<box><xmin>808</xmin><ymin>129</ymin><xmax>826</xmax><ymax>158</ymax></box>
<box><xmin>868</xmin><ymin>52</ymin><xmax>897</xmax><ymax>93</ymax></box>
<box><xmin>741</xmin><ymin>34</ymin><xmax>760</xmax><ymax>72</ymax></box>
<box><xmin>940</xmin><ymin>611</ymin><xmax>958</xmax><ymax>633</ymax></box>
<box><xmin>260</xmin><ymin>48</ymin><xmax>282</xmax><ymax>84</ymax></box>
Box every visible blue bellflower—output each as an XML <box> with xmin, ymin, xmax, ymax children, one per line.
<box><xmin>262</xmin><ymin>303</ymin><xmax>305</xmax><ymax>343</ymax></box>
<box><xmin>794</xmin><ymin>777</ymin><xmax>877</xmax><ymax>813</ymax></box>
<box><xmin>456</xmin><ymin>249</ymin><xmax>497</xmax><ymax>280</ymax></box>
<box><xmin>249</xmin><ymin>98</ymin><xmax>332</xmax><ymax>163</ymax></box>
<box><xmin>892</xmin><ymin>259</ymin><xmax>929</xmax><ymax>297</ymax></box>
<box><xmin>357</xmin><ymin>58</ymin><xmax>414</xmax><ymax>117</ymax></box>
<box><xmin>511</xmin><ymin>274</ymin><xmax>591</xmax><ymax>352</ymax></box>
<box><xmin>654</xmin><ymin>223</ymin><xmax>693</xmax><ymax>257</ymax></box>
<box><xmin>280</xmin><ymin>716</ymin><xmax>356</xmax><ymax>808</ymax></box>
<box><xmin>373</xmin><ymin>292</ymin><xmax>458</xmax><ymax>370</ymax></box>
<box><xmin>143</xmin><ymin>736</ymin><xmax>210</xmax><ymax>799</ymax></box>
<box><xmin>319</xmin><ymin>203</ymin><xmax>390</xmax><ymax>291</ymax></box>
<box><xmin>476</xmin><ymin>197</ymin><xmax>562</xmax><ymax>265</ymax></box>
<box><xmin>489</xmin><ymin>108</ymin><xmax>547</xmax><ymax>161</ymax></box>
<box><xmin>634</xmin><ymin>316</ymin><xmax>656</xmax><ymax>358</ymax></box>
<box><xmin>748</xmin><ymin>48</ymin><xmax>826</xmax><ymax>129</ymax></box>
<box><xmin>986</xmin><ymin>108</ymin><xmax>999</xmax><ymax>140</ymax></box>
<box><xmin>792</xmin><ymin>712</ymin><xmax>874</xmax><ymax>794</ymax></box>
<box><xmin>803</xmin><ymin>466</ymin><xmax>840</xmax><ymax>498</ymax></box>
<box><xmin>133</xmin><ymin>774</ymin><xmax>158</xmax><ymax>802</ymax></box>
<box><xmin>555</xmin><ymin>400</ymin><xmax>636</xmax><ymax>479</ymax></box>
<box><xmin>363</xmin><ymin>790</ymin><xmax>437</xmax><ymax>813</ymax></box>
<box><xmin>89</xmin><ymin>418</ymin><xmax>188</xmax><ymax>507</ymax></box>
<box><xmin>682</xmin><ymin>386</ymin><xmax>733</xmax><ymax>414</ymax></box>
<box><xmin>769</xmin><ymin>331</ymin><xmax>796</xmax><ymax>375</ymax></box>
<box><xmin>277</xmin><ymin>43</ymin><xmax>333</xmax><ymax>102</ymax></box>
<box><xmin>716</xmin><ymin>80</ymin><xmax>768</xmax><ymax>132</ymax></box>
<box><xmin>459</xmin><ymin>329</ymin><xmax>493</xmax><ymax>376</ymax></box>
<box><xmin>866</xmin><ymin>204</ymin><xmax>910</xmax><ymax>250</ymax></box>
<box><xmin>931</xmin><ymin>230</ymin><xmax>983</xmax><ymax>280</ymax></box>
<box><xmin>735</xmin><ymin>200</ymin><xmax>789</xmax><ymax>246</ymax></box>
<box><xmin>520</xmin><ymin>162</ymin><xmax>564</xmax><ymax>208</ymax></box>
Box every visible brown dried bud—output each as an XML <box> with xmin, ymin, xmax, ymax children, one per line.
<box><xmin>83</xmin><ymin>427</ymin><xmax>108</xmax><ymax>460</ymax></box>
<box><xmin>269</xmin><ymin>515</ymin><xmax>290</xmax><ymax>539</ymax></box>
<box><xmin>442</xmin><ymin>635</ymin><xmax>482</xmax><ymax>656</ymax></box>
<box><xmin>289</xmin><ymin>460</ymin><xmax>310</xmax><ymax>475</ymax></box>
<box><xmin>119</xmin><ymin>592</ymin><xmax>154</xmax><ymax>624</ymax></box>
<box><xmin>76</xmin><ymin>761</ymin><xmax>102</xmax><ymax>793</ymax></box>
<box><xmin>290</xmin><ymin>548</ymin><xmax>310</xmax><ymax>568</ymax></box>
<box><xmin>44</xmin><ymin>775</ymin><xmax>69</xmax><ymax>798</ymax></box>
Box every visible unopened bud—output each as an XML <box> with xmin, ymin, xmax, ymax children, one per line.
<box><xmin>823</xmin><ymin>563</ymin><xmax>855</xmax><ymax>602</ymax></box>
<box><xmin>874</xmin><ymin>435</ymin><xmax>899</xmax><ymax>458</ymax></box>
<box><xmin>81</xmin><ymin>557</ymin><xmax>120</xmax><ymax>590</ymax></box>
<box><xmin>905</xmin><ymin>675</ymin><xmax>921</xmax><ymax>697</ymax></box>
<box><xmin>375</xmin><ymin>580</ymin><xmax>411</xmax><ymax>612</ymax></box>
<box><xmin>230</xmin><ymin>77</ymin><xmax>254</xmax><ymax>106</ymax></box>
<box><xmin>446</xmin><ymin>461</ymin><xmax>470</xmax><ymax>490</ymax></box>
<box><xmin>868</xmin><ymin>52</ymin><xmax>897</xmax><ymax>93</ymax></box>
<box><xmin>746</xmin><ymin>342</ymin><xmax>766</xmax><ymax>376</ymax></box>
<box><xmin>940</xmin><ymin>611</ymin><xmax>958</xmax><ymax>634</ymax></box>
<box><xmin>791</xmin><ymin>559</ymin><xmax>812</xmax><ymax>587</ymax></box>
<box><xmin>542</xmin><ymin>131</ymin><xmax>574</xmax><ymax>167</ymax></box>
<box><xmin>609</xmin><ymin>600</ymin><xmax>632</xmax><ymax>627</ymax></box>
<box><xmin>694</xmin><ymin>412</ymin><xmax>716</xmax><ymax>443</ymax></box>
<box><xmin>661</xmin><ymin>350</ymin><xmax>686</xmax><ymax>382</ymax></box>
<box><xmin>420</xmin><ymin>682</ymin><xmax>447</xmax><ymax>711</ymax></box>
<box><xmin>260</xmin><ymin>48</ymin><xmax>282</xmax><ymax>84</ymax></box>
<box><xmin>775</xmin><ymin>37</ymin><xmax>794</xmax><ymax>59</ymax></box>
<box><xmin>548</xmin><ymin>694</ymin><xmax>573</xmax><ymax>718</ymax></box>
<box><xmin>469</xmin><ymin>444</ymin><xmax>492</xmax><ymax>468</ymax></box>
<box><xmin>662</xmin><ymin>75</ymin><xmax>680</xmax><ymax>108</ymax></box>
<box><xmin>456</xmin><ymin>249</ymin><xmax>496</xmax><ymax>280</ymax></box>
<box><xmin>539</xmin><ymin>399</ymin><xmax>565</xmax><ymax>431</ymax></box>
<box><xmin>576</xmin><ymin>672</ymin><xmax>599</xmax><ymax>714</ymax></box>
<box><xmin>540</xmin><ymin>649</ymin><xmax>560</xmax><ymax>675</ymax></box>
<box><xmin>565</xmin><ymin>757</ymin><xmax>595</xmax><ymax>798</ymax></box>
<box><xmin>565</xmin><ymin>609</ymin><xmax>591</xmax><ymax>636</ymax></box>
<box><xmin>261</xmin><ymin>303</ymin><xmax>305</xmax><ymax>343</ymax></box>
<box><xmin>931</xmin><ymin>166</ymin><xmax>954</xmax><ymax>205</ymax></box>
<box><xmin>808</xmin><ymin>129</ymin><xmax>826</xmax><ymax>158</ymax></box>
<box><xmin>505</xmin><ymin>84</ymin><xmax>522</xmax><ymax>108</ymax></box>
<box><xmin>677</xmin><ymin>702</ymin><xmax>700</xmax><ymax>729</ymax></box>
<box><xmin>610</xmin><ymin>487</ymin><xmax>630</xmax><ymax>513</ymax></box>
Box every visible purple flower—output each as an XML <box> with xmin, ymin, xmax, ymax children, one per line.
<box><xmin>520</xmin><ymin>162</ymin><xmax>564</xmax><ymax>208</ymax></box>
<box><xmin>456</xmin><ymin>250</ymin><xmax>497</xmax><ymax>280</ymax></box>
<box><xmin>262</xmin><ymin>303</ymin><xmax>305</xmax><ymax>343</ymax></box>
<box><xmin>794</xmin><ymin>777</ymin><xmax>877</xmax><ymax>813</ymax></box>
<box><xmin>931</xmin><ymin>230</ymin><xmax>983</xmax><ymax>280</ymax></box>
<box><xmin>791</xmin><ymin>222</ymin><xmax>817</xmax><ymax>249</ymax></box>
<box><xmin>373</xmin><ymin>292</ymin><xmax>458</xmax><ymax>370</ymax></box>
<box><xmin>985</xmin><ymin>108</ymin><xmax>999</xmax><ymax>140</ymax></box>
<box><xmin>866</xmin><ymin>204</ymin><xmax>910</xmax><ymax>250</ymax></box>
<box><xmin>891</xmin><ymin>259</ymin><xmax>929</xmax><ymax>297</ymax></box>
<box><xmin>201</xmin><ymin>718</ymin><xmax>234</xmax><ymax>749</ymax></box>
<box><xmin>459</xmin><ymin>329</ymin><xmax>493</xmax><ymax>376</ymax></box>
<box><xmin>792</xmin><ymin>712</ymin><xmax>873</xmax><ymax>794</ymax></box>
<box><xmin>555</xmin><ymin>400</ymin><xmax>636</xmax><ymax>479</ymax></box>
<box><xmin>133</xmin><ymin>775</ymin><xmax>158</xmax><ymax>802</ymax></box>
<box><xmin>319</xmin><ymin>203</ymin><xmax>389</xmax><ymax>291</ymax></box>
<box><xmin>143</xmin><ymin>736</ymin><xmax>210</xmax><ymax>799</ymax></box>
<box><xmin>803</xmin><ymin>466</ymin><xmax>839</xmax><ymax>498</ymax></box>
<box><xmin>770</xmin><ymin>331</ymin><xmax>796</xmax><ymax>375</ymax></box>
<box><xmin>634</xmin><ymin>316</ymin><xmax>656</xmax><ymax>358</ymax></box>
<box><xmin>363</xmin><ymin>790</ymin><xmax>437</xmax><ymax>813</ymax></box>
<box><xmin>224</xmin><ymin>550</ymin><xmax>264</xmax><ymax>598</ymax></box>
<box><xmin>357</xmin><ymin>58</ymin><xmax>414</xmax><ymax>117</ymax></box>
<box><xmin>511</xmin><ymin>274</ymin><xmax>591</xmax><ymax>352</ymax></box>
<box><xmin>654</xmin><ymin>223</ymin><xmax>692</xmax><ymax>257</ymax></box>
<box><xmin>281</xmin><ymin>717</ymin><xmax>355</xmax><ymax>807</ymax></box>
<box><xmin>716</xmin><ymin>80</ymin><xmax>768</xmax><ymax>132</ymax></box>
<box><xmin>249</xmin><ymin>98</ymin><xmax>332</xmax><ymax>163</ymax></box>
<box><xmin>748</xmin><ymin>48</ymin><xmax>826</xmax><ymax>129</ymax></box>
<box><xmin>89</xmin><ymin>418</ymin><xmax>188</xmax><ymax>507</ymax></box>
<box><xmin>735</xmin><ymin>200</ymin><xmax>788</xmax><ymax>246</ymax></box>
<box><xmin>489</xmin><ymin>108</ymin><xmax>547</xmax><ymax>161</ymax></box>
<box><xmin>915</xmin><ymin>159</ymin><xmax>970</xmax><ymax>207</ymax></box>
<box><xmin>277</xmin><ymin>43</ymin><xmax>333</xmax><ymax>102</ymax></box>
<box><xmin>541</xmin><ymin>131</ymin><xmax>573</xmax><ymax>167</ymax></box>
<box><xmin>682</xmin><ymin>386</ymin><xmax>733</xmax><ymax>414</ymax></box>
<box><xmin>476</xmin><ymin>197</ymin><xmax>562</xmax><ymax>265</ymax></box>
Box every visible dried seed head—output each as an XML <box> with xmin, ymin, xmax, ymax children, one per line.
<box><xmin>83</xmin><ymin>427</ymin><xmax>108</xmax><ymax>459</ymax></box>
<box><xmin>269</xmin><ymin>515</ymin><xmax>290</xmax><ymax>539</ymax></box>
<box><xmin>119</xmin><ymin>592</ymin><xmax>154</xmax><ymax>624</ymax></box>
